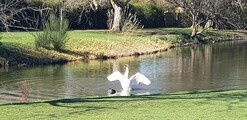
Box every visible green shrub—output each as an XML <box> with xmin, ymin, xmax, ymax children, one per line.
<box><xmin>130</xmin><ymin>3</ymin><xmax>166</xmax><ymax>28</ymax></box>
<box><xmin>163</xmin><ymin>33</ymin><xmax>191</xmax><ymax>44</ymax></box>
<box><xmin>33</xmin><ymin>31</ymin><xmax>51</xmax><ymax>49</ymax></box>
<box><xmin>163</xmin><ymin>35</ymin><xmax>182</xmax><ymax>43</ymax></box>
<box><xmin>34</xmin><ymin>14</ymin><xmax>69</xmax><ymax>51</ymax></box>
<box><xmin>46</xmin><ymin>15</ymin><xmax>69</xmax><ymax>51</ymax></box>
<box><xmin>177</xmin><ymin>13</ymin><xmax>192</xmax><ymax>27</ymax></box>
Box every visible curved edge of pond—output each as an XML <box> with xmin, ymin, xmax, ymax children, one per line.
<box><xmin>0</xmin><ymin>30</ymin><xmax>246</xmax><ymax>68</ymax></box>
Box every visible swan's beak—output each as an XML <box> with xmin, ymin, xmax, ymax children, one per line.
<box><xmin>124</xmin><ymin>64</ymin><xmax>128</xmax><ymax>67</ymax></box>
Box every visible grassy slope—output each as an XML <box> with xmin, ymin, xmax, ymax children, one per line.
<box><xmin>0</xmin><ymin>30</ymin><xmax>170</xmax><ymax>66</ymax></box>
<box><xmin>0</xmin><ymin>89</ymin><xmax>247</xmax><ymax>120</ymax></box>
<box><xmin>65</xmin><ymin>30</ymin><xmax>170</xmax><ymax>57</ymax></box>
<box><xmin>0</xmin><ymin>28</ymin><xmax>241</xmax><ymax>66</ymax></box>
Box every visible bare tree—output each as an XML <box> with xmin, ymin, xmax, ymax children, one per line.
<box><xmin>60</xmin><ymin>0</ymin><xmax>100</xmax><ymax>24</ymax></box>
<box><xmin>0</xmin><ymin>0</ymin><xmax>44</xmax><ymax>31</ymax></box>
<box><xmin>168</xmin><ymin>0</ymin><xmax>247</xmax><ymax>36</ymax></box>
<box><xmin>235</xmin><ymin>0</ymin><xmax>247</xmax><ymax>11</ymax></box>
<box><xmin>34</xmin><ymin>0</ymin><xmax>109</xmax><ymax>26</ymax></box>
<box><xmin>167</xmin><ymin>0</ymin><xmax>219</xmax><ymax>37</ymax></box>
<box><xmin>232</xmin><ymin>0</ymin><xmax>247</xmax><ymax>29</ymax></box>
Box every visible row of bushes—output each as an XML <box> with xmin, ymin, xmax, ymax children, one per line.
<box><xmin>2</xmin><ymin>1</ymin><xmax>187</xmax><ymax>31</ymax></box>
<box><xmin>69</xmin><ymin>2</ymin><xmax>168</xmax><ymax>29</ymax></box>
<box><xmin>129</xmin><ymin>3</ymin><xmax>166</xmax><ymax>28</ymax></box>
<box><xmin>54</xmin><ymin>2</ymin><xmax>170</xmax><ymax>29</ymax></box>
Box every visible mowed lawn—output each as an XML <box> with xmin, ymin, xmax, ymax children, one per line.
<box><xmin>1</xmin><ymin>28</ymin><xmax>239</xmax><ymax>61</ymax></box>
<box><xmin>0</xmin><ymin>30</ymin><xmax>170</xmax><ymax>63</ymax></box>
<box><xmin>0</xmin><ymin>89</ymin><xmax>247</xmax><ymax>120</ymax></box>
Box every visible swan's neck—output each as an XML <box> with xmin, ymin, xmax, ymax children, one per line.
<box><xmin>124</xmin><ymin>66</ymin><xmax>129</xmax><ymax>78</ymax></box>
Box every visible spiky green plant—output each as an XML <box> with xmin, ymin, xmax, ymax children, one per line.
<box><xmin>34</xmin><ymin>14</ymin><xmax>69</xmax><ymax>51</ymax></box>
<box><xmin>33</xmin><ymin>31</ymin><xmax>51</xmax><ymax>49</ymax></box>
<box><xmin>47</xmin><ymin>15</ymin><xmax>69</xmax><ymax>51</ymax></box>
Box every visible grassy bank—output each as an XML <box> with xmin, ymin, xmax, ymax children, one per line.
<box><xmin>0</xmin><ymin>28</ymin><xmax>242</xmax><ymax>67</ymax></box>
<box><xmin>0</xmin><ymin>89</ymin><xmax>247</xmax><ymax>120</ymax></box>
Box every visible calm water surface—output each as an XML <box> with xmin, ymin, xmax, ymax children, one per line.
<box><xmin>1</xmin><ymin>40</ymin><xmax>247</xmax><ymax>104</ymax></box>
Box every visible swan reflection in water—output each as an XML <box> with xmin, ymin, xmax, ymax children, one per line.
<box><xmin>107</xmin><ymin>64</ymin><xmax>151</xmax><ymax>96</ymax></box>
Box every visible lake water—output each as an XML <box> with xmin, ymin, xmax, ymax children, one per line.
<box><xmin>1</xmin><ymin>40</ymin><xmax>247</xmax><ymax>104</ymax></box>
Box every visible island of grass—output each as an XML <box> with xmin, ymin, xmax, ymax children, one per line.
<box><xmin>0</xmin><ymin>28</ymin><xmax>244</xmax><ymax>67</ymax></box>
<box><xmin>0</xmin><ymin>89</ymin><xmax>247</xmax><ymax>119</ymax></box>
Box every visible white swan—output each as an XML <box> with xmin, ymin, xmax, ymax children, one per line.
<box><xmin>107</xmin><ymin>64</ymin><xmax>151</xmax><ymax>92</ymax></box>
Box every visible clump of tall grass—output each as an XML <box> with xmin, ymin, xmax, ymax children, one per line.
<box><xmin>107</xmin><ymin>6</ymin><xmax>143</xmax><ymax>33</ymax></box>
<box><xmin>33</xmin><ymin>31</ymin><xmax>51</xmax><ymax>49</ymax></box>
<box><xmin>122</xmin><ymin>6</ymin><xmax>144</xmax><ymax>33</ymax></box>
<box><xmin>34</xmin><ymin>14</ymin><xmax>69</xmax><ymax>51</ymax></box>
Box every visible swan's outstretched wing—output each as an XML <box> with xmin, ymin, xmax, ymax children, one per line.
<box><xmin>107</xmin><ymin>71</ymin><xmax>130</xmax><ymax>90</ymax></box>
<box><xmin>107</xmin><ymin>71</ymin><xmax>125</xmax><ymax>81</ymax></box>
<box><xmin>129</xmin><ymin>72</ymin><xmax>151</xmax><ymax>86</ymax></box>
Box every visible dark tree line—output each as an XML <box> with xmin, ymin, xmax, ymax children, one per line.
<box><xmin>1</xmin><ymin>0</ymin><xmax>246</xmax><ymax>33</ymax></box>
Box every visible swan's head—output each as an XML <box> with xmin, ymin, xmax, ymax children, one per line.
<box><xmin>124</xmin><ymin>64</ymin><xmax>128</xmax><ymax>68</ymax></box>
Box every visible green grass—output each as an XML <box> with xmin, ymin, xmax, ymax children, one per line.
<box><xmin>141</xmin><ymin>28</ymin><xmax>241</xmax><ymax>44</ymax></box>
<box><xmin>0</xmin><ymin>89</ymin><xmax>247</xmax><ymax>120</ymax></box>
<box><xmin>65</xmin><ymin>31</ymin><xmax>170</xmax><ymax>57</ymax></box>
<box><xmin>0</xmin><ymin>28</ymin><xmax>242</xmax><ymax>66</ymax></box>
<box><xmin>0</xmin><ymin>30</ymin><xmax>170</xmax><ymax>66</ymax></box>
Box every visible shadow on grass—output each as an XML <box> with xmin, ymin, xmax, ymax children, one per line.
<box><xmin>60</xmin><ymin>49</ymin><xmax>91</xmax><ymax>60</ymax></box>
<box><xmin>47</xmin><ymin>89</ymin><xmax>247</xmax><ymax>109</ymax></box>
<box><xmin>0</xmin><ymin>89</ymin><xmax>246</xmax><ymax>115</ymax></box>
<box><xmin>1</xmin><ymin>89</ymin><xmax>246</xmax><ymax>108</ymax></box>
<box><xmin>59</xmin><ymin>47</ymin><xmax>92</xmax><ymax>57</ymax></box>
<box><xmin>0</xmin><ymin>43</ymin><xmax>68</xmax><ymax>67</ymax></box>
<box><xmin>48</xmin><ymin>98</ymin><xmax>116</xmax><ymax>112</ymax></box>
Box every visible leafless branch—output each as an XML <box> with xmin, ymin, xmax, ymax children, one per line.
<box><xmin>0</xmin><ymin>0</ymin><xmax>51</xmax><ymax>31</ymax></box>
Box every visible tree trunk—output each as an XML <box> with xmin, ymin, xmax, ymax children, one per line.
<box><xmin>191</xmin><ymin>14</ymin><xmax>198</xmax><ymax>38</ymax></box>
<box><xmin>111</xmin><ymin>0</ymin><xmax>124</xmax><ymax>31</ymax></box>
<box><xmin>204</xmin><ymin>20</ymin><xmax>213</xmax><ymax>29</ymax></box>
